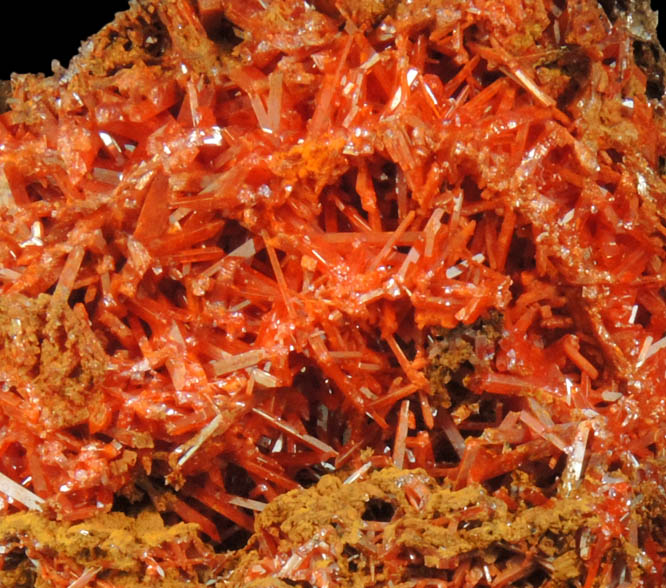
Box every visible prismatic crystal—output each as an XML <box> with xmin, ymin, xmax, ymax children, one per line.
<box><xmin>1</xmin><ymin>0</ymin><xmax>666</xmax><ymax>586</ymax></box>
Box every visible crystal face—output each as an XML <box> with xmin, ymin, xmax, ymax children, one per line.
<box><xmin>1</xmin><ymin>0</ymin><xmax>666</xmax><ymax>585</ymax></box>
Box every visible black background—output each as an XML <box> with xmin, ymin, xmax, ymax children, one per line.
<box><xmin>1</xmin><ymin>2</ymin><xmax>131</xmax><ymax>79</ymax></box>
<box><xmin>0</xmin><ymin>1</ymin><xmax>665</xmax><ymax>80</ymax></box>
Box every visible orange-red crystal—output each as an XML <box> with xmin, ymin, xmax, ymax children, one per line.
<box><xmin>1</xmin><ymin>0</ymin><xmax>666</xmax><ymax>585</ymax></box>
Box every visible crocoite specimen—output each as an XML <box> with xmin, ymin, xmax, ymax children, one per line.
<box><xmin>1</xmin><ymin>0</ymin><xmax>666</xmax><ymax>585</ymax></box>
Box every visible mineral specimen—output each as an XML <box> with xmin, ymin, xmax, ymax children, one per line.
<box><xmin>1</xmin><ymin>0</ymin><xmax>666</xmax><ymax>586</ymax></box>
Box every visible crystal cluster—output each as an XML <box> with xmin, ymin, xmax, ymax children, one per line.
<box><xmin>1</xmin><ymin>0</ymin><xmax>666</xmax><ymax>585</ymax></box>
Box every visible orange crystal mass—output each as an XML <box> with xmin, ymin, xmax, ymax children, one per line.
<box><xmin>1</xmin><ymin>0</ymin><xmax>666</xmax><ymax>585</ymax></box>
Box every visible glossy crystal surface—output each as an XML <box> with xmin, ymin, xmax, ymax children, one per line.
<box><xmin>1</xmin><ymin>0</ymin><xmax>666</xmax><ymax>585</ymax></box>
